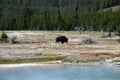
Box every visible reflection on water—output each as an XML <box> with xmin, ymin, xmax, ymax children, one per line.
<box><xmin>0</xmin><ymin>65</ymin><xmax>120</xmax><ymax>80</ymax></box>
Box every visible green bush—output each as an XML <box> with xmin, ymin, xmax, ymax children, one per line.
<box><xmin>0</xmin><ymin>32</ymin><xmax>8</xmax><ymax>42</ymax></box>
<box><xmin>118</xmin><ymin>27</ymin><xmax>120</xmax><ymax>36</ymax></box>
<box><xmin>116</xmin><ymin>26</ymin><xmax>120</xmax><ymax>43</ymax></box>
<box><xmin>117</xmin><ymin>39</ymin><xmax>120</xmax><ymax>43</ymax></box>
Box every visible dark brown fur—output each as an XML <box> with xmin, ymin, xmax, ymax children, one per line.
<box><xmin>56</xmin><ymin>36</ymin><xmax>68</xmax><ymax>44</ymax></box>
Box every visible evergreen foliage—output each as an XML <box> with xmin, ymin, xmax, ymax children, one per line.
<box><xmin>0</xmin><ymin>0</ymin><xmax>120</xmax><ymax>31</ymax></box>
<box><xmin>0</xmin><ymin>32</ymin><xmax>8</xmax><ymax>42</ymax></box>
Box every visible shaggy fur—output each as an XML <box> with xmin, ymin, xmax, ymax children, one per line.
<box><xmin>56</xmin><ymin>36</ymin><xmax>68</xmax><ymax>44</ymax></box>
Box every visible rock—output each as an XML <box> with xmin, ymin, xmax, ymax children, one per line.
<box><xmin>82</xmin><ymin>38</ymin><xmax>97</xmax><ymax>44</ymax></box>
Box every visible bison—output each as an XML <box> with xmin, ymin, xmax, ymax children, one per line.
<box><xmin>56</xmin><ymin>36</ymin><xmax>68</xmax><ymax>44</ymax></box>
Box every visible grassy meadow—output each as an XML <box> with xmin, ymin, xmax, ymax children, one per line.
<box><xmin>0</xmin><ymin>31</ymin><xmax>120</xmax><ymax>64</ymax></box>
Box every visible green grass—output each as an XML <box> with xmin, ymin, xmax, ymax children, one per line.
<box><xmin>112</xmin><ymin>59</ymin><xmax>120</xmax><ymax>62</ymax></box>
<box><xmin>80</xmin><ymin>59</ymin><xmax>99</xmax><ymax>63</ymax></box>
<box><xmin>0</xmin><ymin>56</ymin><xmax>67</xmax><ymax>64</ymax></box>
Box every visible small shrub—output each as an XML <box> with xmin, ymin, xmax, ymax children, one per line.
<box><xmin>116</xmin><ymin>26</ymin><xmax>120</xmax><ymax>43</ymax></box>
<box><xmin>117</xmin><ymin>26</ymin><xmax>120</xmax><ymax>36</ymax></box>
<box><xmin>117</xmin><ymin>39</ymin><xmax>120</xmax><ymax>43</ymax></box>
<box><xmin>0</xmin><ymin>32</ymin><xmax>8</xmax><ymax>42</ymax></box>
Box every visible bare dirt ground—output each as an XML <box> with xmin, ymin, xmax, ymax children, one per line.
<box><xmin>0</xmin><ymin>31</ymin><xmax>120</xmax><ymax>62</ymax></box>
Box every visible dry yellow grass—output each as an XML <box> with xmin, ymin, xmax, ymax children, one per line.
<box><xmin>0</xmin><ymin>31</ymin><xmax>120</xmax><ymax>62</ymax></box>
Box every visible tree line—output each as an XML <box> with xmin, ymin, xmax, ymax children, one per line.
<box><xmin>0</xmin><ymin>0</ymin><xmax>120</xmax><ymax>32</ymax></box>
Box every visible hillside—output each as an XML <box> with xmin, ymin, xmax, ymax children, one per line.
<box><xmin>0</xmin><ymin>0</ymin><xmax>120</xmax><ymax>31</ymax></box>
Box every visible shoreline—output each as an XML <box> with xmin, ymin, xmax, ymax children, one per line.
<box><xmin>0</xmin><ymin>63</ymin><xmax>62</xmax><ymax>68</ymax></box>
<box><xmin>0</xmin><ymin>60</ymin><xmax>62</xmax><ymax>68</ymax></box>
<box><xmin>0</xmin><ymin>61</ymin><xmax>119</xmax><ymax>68</ymax></box>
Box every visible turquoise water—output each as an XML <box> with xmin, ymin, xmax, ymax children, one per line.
<box><xmin>0</xmin><ymin>65</ymin><xmax>120</xmax><ymax>80</ymax></box>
